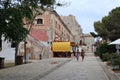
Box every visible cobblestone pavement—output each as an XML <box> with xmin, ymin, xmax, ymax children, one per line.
<box><xmin>0</xmin><ymin>58</ymin><xmax>71</xmax><ymax>80</ymax></box>
<box><xmin>39</xmin><ymin>53</ymin><xmax>109</xmax><ymax>80</ymax></box>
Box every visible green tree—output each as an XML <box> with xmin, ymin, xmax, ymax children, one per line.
<box><xmin>102</xmin><ymin>7</ymin><xmax>120</xmax><ymax>41</ymax></box>
<box><xmin>0</xmin><ymin>0</ymin><xmax>63</xmax><ymax>64</ymax></box>
<box><xmin>94</xmin><ymin>7</ymin><xmax>120</xmax><ymax>41</ymax></box>
<box><xmin>94</xmin><ymin>21</ymin><xmax>109</xmax><ymax>41</ymax></box>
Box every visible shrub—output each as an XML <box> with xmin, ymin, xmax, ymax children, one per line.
<box><xmin>95</xmin><ymin>42</ymin><xmax>116</xmax><ymax>60</ymax></box>
<box><xmin>94</xmin><ymin>51</ymin><xmax>99</xmax><ymax>56</ymax></box>
<box><xmin>102</xmin><ymin>53</ymin><xmax>111</xmax><ymax>61</ymax></box>
<box><xmin>110</xmin><ymin>53</ymin><xmax>120</xmax><ymax>70</ymax></box>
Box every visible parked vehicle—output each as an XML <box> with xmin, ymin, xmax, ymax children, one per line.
<box><xmin>52</xmin><ymin>42</ymin><xmax>74</xmax><ymax>57</ymax></box>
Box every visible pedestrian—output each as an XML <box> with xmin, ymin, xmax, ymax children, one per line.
<box><xmin>81</xmin><ymin>49</ymin><xmax>85</xmax><ymax>61</ymax></box>
<box><xmin>75</xmin><ymin>49</ymin><xmax>80</xmax><ymax>61</ymax></box>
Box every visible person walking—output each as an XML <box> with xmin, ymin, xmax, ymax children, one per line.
<box><xmin>81</xmin><ymin>49</ymin><xmax>85</xmax><ymax>61</ymax></box>
<box><xmin>75</xmin><ymin>49</ymin><xmax>80</xmax><ymax>61</ymax></box>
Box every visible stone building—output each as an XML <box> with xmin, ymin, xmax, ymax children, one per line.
<box><xmin>0</xmin><ymin>10</ymin><xmax>94</xmax><ymax>61</ymax></box>
<box><xmin>60</xmin><ymin>15</ymin><xmax>94</xmax><ymax>53</ymax></box>
<box><xmin>23</xmin><ymin>9</ymin><xmax>74</xmax><ymax>59</ymax></box>
<box><xmin>82</xmin><ymin>34</ymin><xmax>94</xmax><ymax>52</ymax></box>
<box><xmin>30</xmin><ymin>9</ymin><xmax>73</xmax><ymax>42</ymax></box>
<box><xmin>60</xmin><ymin>15</ymin><xmax>83</xmax><ymax>44</ymax></box>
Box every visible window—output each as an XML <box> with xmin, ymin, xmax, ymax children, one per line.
<box><xmin>37</xmin><ymin>18</ymin><xmax>43</xmax><ymax>24</ymax></box>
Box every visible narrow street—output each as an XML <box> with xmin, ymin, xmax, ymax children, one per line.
<box><xmin>39</xmin><ymin>53</ymin><xmax>108</xmax><ymax>80</ymax></box>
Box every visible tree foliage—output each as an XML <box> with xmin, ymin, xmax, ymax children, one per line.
<box><xmin>94</xmin><ymin>21</ymin><xmax>109</xmax><ymax>40</ymax></box>
<box><xmin>0</xmin><ymin>0</ymin><xmax>63</xmax><ymax>64</ymax></box>
<box><xmin>94</xmin><ymin>7</ymin><xmax>120</xmax><ymax>41</ymax></box>
<box><xmin>0</xmin><ymin>8</ymin><xmax>29</xmax><ymax>42</ymax></box>
<box><xmin>0</xmin><ymin>0</ymin><xmax>62</xmax><ymax>43</ymax></box>
<box><xmin>102</xmin><ymin>7</ymin><xmax>120</xmax><ymax>41</ymax></box>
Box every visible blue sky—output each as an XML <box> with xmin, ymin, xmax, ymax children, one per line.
<box><xmin>56</xmin><ymin>0</ymin><xmax>120</xmax><ymax>34</ymax></box>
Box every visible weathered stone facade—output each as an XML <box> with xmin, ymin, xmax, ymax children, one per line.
<box><xmin>25</xmin><ymin>9</ymin><xmax>74</xmax><ymax>59</ymax></box>
<box><xmin>26</xmin><ymin>12</ymin><xmax>95</xmax><ymax>59</ymax></box>
<box><xmin>82</xmin><ymin>34</ymin><xmax>94</xmax><ymax>52</ymax></box>
<box><xmin>60</xmin><ymin>15</ymin><xmax>94</xmax><ymax>53</ymax></box>
<box><xmin>0</xmin><ymin>9</ymin><xmax>95</xmax><ymax>60</ymax></box>
<box><xmin>60</xmin><ymin>15</ymin><xmax>83</xmax><ymax>44</ymax></box>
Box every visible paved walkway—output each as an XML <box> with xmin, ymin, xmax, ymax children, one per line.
<box><xmin>39</xmin><ymin>53</ymin><xmax>109</xmax><ymax>80</ymax></box>
<box><xmin>0</xmin><ymin>58</ymin><xmax>71</xmax><ymax>80</ymax></box>
<box><xmin>0</xmin><ymin>53</ymin><xmax>120</xmax><ymax>80</ymax></box>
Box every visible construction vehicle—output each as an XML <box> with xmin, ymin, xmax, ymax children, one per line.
<box><xmin>52</xmin><ymin>41</ymin><xmax>76</xmax><ymax>57</ymax></box>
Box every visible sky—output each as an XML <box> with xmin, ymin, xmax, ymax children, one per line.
<box><xmin>56</xmin><ymin>0</ymin><xmax>120</xmax><ymax>34</ymax></box>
